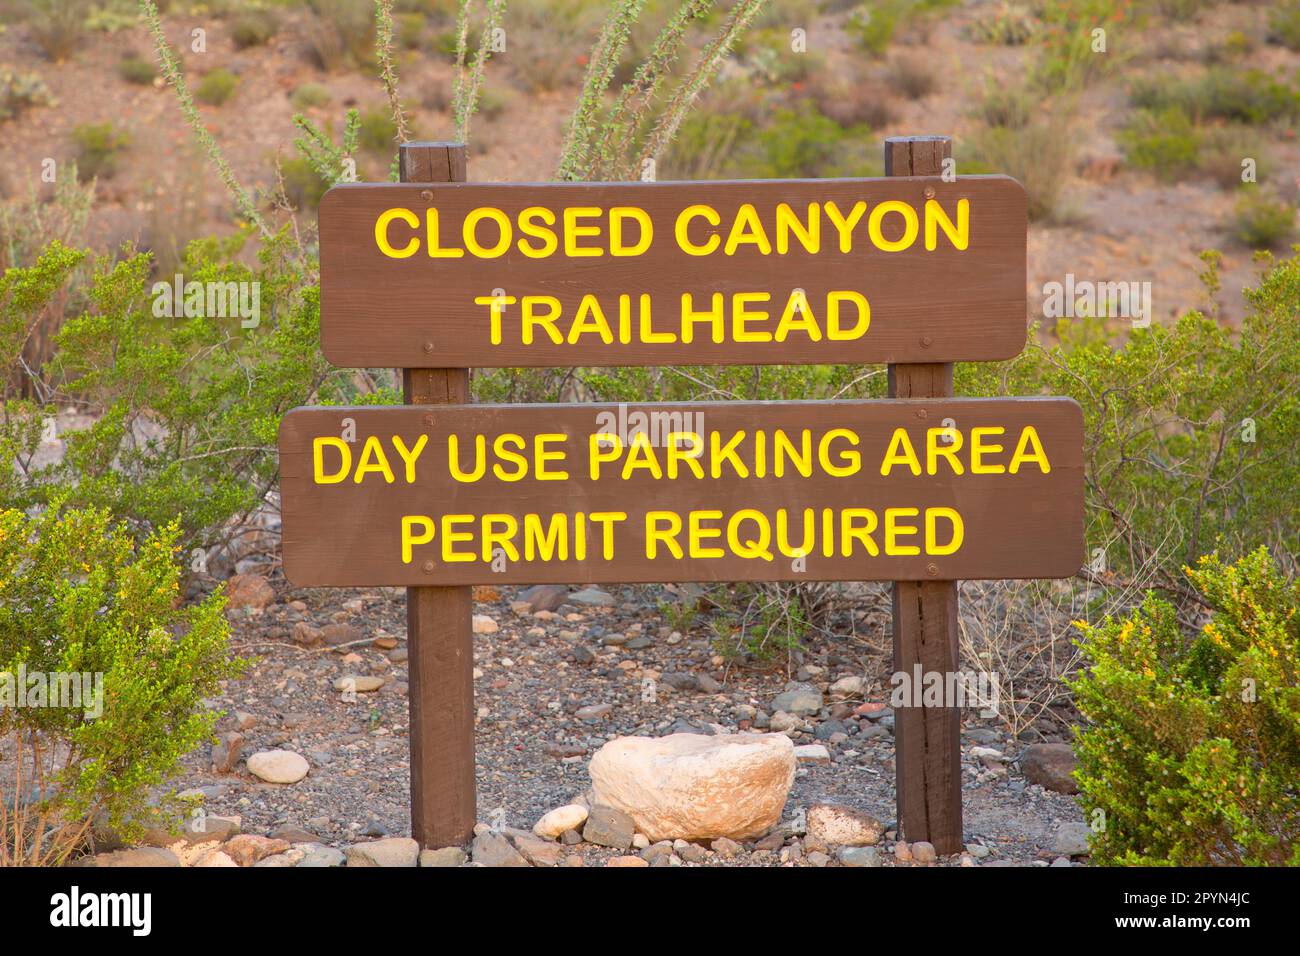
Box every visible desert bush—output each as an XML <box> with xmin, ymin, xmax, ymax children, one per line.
<box><xmin>195</xmin><ymin>68</ymin><xmax>239</xmax><ymax>106</ymax></box>
<box><xmin>970</xmin><ymin>109</ymin><xmax>1075</xmax><ymax>220</ymax></box>
<box><xmin>22</xmin><ymin>0</ymin><xmax>93</xmax><ymax>62</ymax></box>
<box><xmin>304</xmin><ymin>0</ymin><xmax>376</xmax><ymax>71</ymax></box>
<box><xmin>1267</xmin><ymin>0</ymin><xmax>1300</xmax><ymax>51</ymax></box>
<box><xmin>1131</xmin><ymin>67</ymin><xmax>1300</xmax><ymax>126</ymax></box>
<box><xmin>0</xmin><ymin>506</ymin><xmax>245</xmax><ymax>865</ymax></box>
<box><xmin>290</xmin><ymin>82</ymin><xmax>332</xmax><ymax>110</ymax></box>
<box><xmin>1070</xmin><ymin>548</ymin><xmax>1300</xmax><ymax>866</ymax></box>
<box><xmin>358</xmin><ymin>108</ymin><xmax>399</xmax><ymax>152</ymax></box>
<box><xmin>967</xmin><ymin>2</ymin><xmax>1037</xmax><ymax>45</ymax></box>
<box><xmin>1195</xmin><ymin>124</ymin><xmax>1269</xmax><ymax>191</ymax></box>
<box><xmin>70</xmin><ymin>122</ymin><xmax>131</xmax><ymax>181</ymax></box>
<box><xmin>231</xmin><ymin>8</ymin><xmax>279</xmax><ymax>49</ymax></box>
<box><xmin>1118</xmin><ymin>106</ymin><xmax>1200</xmax><ymax>180</ymax></box>
<box><xmin>395</xmin><ymin>11</ymin><xmax>424</xmax><ymax>48</ymax></box>
<box><xmin>0</xmin><ymin>70</ymin><xmax>55</xmax><ymax>122</ymax></box>
<box><xmin>972</xmin><ymin>80</ymin><xmax>1036</xmax><ymax>130</ymax></box>
<box><xmin>991</xmin><ymin>251</ymin><xmax>1300</xmax><ymax>594</ymax></box>
<box><xmin>117</xmin><ymin>55</ymin><xmax>156</xmax><ymax>85</ymax></box>
<box><xmin>846</xmin><ymin>0</ymin><xmax>907</xmax><ymax>56</ymax></box>
<box><xmin>1033</xmin><ymin>0</ymin><xmax>1127</xmax><ymax>91</ymax></box>
<box><xmin>1232</xmin><ymin>188</ymin><xmax>1296</xmax><ymax>249</ymax></box>
<box><xmin>504</xmin><ymin>0</ymin><xmax>603</xmax><ymax>93</ymax></box>
<box><xmin>886</xmin><ymin>55</ymin><xmax>935</xmax><ymax>98</ymax></box>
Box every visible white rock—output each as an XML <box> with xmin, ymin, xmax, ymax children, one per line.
<box><xmin>472</xmin><ymin>614</ymin><xmax>499</xmax><ymax>634</ymax></box>
<box><xmin>829</xmin><ymin>675</ymin><xmax>867</xmax><ymax>700</ymax></box>
<box><xmin>588</xmin><ymin>732</ymin><xmax>795</xmax><ymax>843</ymax></box>
<box><xmin>533</xmin><ymin>804</ymin><xmax>589</xmax><ymax>839</ymax></box>
<box><xmin>333</xmin><ymin>675</ymin><xmax>384</xmax><ymax>693</ymax></box>
<box><xmin>793</xmin><ymin>744</ymin><xmax>831</xmax><ymax>764</ymax></box>
<box><xmin>806</xmin><ymin>803</ymin><xmax>885</xmax><ymax>847</ymax></box>
<box><xmin>246</xmin><ymin>749</ymin><xmax>310</xmax><ymax>784</ymax></box>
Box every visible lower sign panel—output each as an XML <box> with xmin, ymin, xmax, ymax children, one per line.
<box><xmin>279</xmin><ymin>399</ymin><xmax>1084</xmax><ymax>586</ymax></box>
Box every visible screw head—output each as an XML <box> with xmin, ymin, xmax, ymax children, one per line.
<box><xmin>420</xmin><ymin>189</ymin><xmax>433</xmax><ymax>201</ymax></box>
<box><xmin>422</xmin><ymin>414</ymin><xmax>435</xmax><ymax>426</ymax></box>
<box><xmin>921</xmin><ymin>334</ymin><xmax>933</xmax><ymax>347</ymax></box>
<box><xmin>423</xmin><ymin>341</ymin><xmax>435</xmax><ymax>353</ymax></box>
<box><xmin>927</xmin><ymin>563</ymin><xmax>939</xmax><ymax>577</ymax></box>
<box><xmin>422</xmin><ymin>560</ymin><xmax>435</xmax><ymax>573</ymax></box>
<box><xmin>924</xmin><ymin>186</ymin><xmax>936</xmax><ymax>199</ymax></box>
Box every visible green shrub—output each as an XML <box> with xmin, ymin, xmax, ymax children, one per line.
<box><xmin>22</xmin><ymin>0</ymin><xmax>93</xmax><ymax>62</ymax></box>
<box><xmin>117</xmin><ymin>55</ymin><xmax>157</xmax><ymax>86</ymax></box>
<box><xmin>195</xmin><ymin>68</ymin><xmax>239</xmax><ymax>106</ymax></box>
<box><xmin>1033</xmin><ymin>0</ymin><xmax>1125</xmax><ymax>91</ymax></box>
<box><xmin>967</xmin><ymin>2</ymin><xmax>1037</xmax><ymax>45</ymax></box>
<box><xmin>395</xmin><ymin>12</ymin><xmax>425</xmax><ymax>48</ymax></box>
<box><xmin>730</xmin><ymin>108</ymin><xmax>877</xmax><ymax>179</ymax></box>
<box><xmin>1267</xmin><ymin>1</ymin><xmax>1300</xmax><ymax>51</ymax></box>
<box><xmin>231</xmin><ymin>9</ymin><xmax>279</xmax><ymax>49</ymax></box>
<box><xmin>1196</xmin><ymin>124</ymin><xmax>1269</xmax><ymax>190</ymax></box>
<box><xmin>290</xmin><ymin>82</ymin><xmax>333</xmax><ymax>110</ymax></box>
<box><xmin>1232</xmin><ymin>188</ymin><xmax>1296</xmax><ymax>249</ymax></box>
<box><xmin>0</xmin><ymin>506</ymin><xmax>246</xmax><ymax>865</ymax></box>
<box><xmin>847</xmin><ymin>0</ymin><xmax>907</xmax><ymax>57</ymax></box>
<box><xmin>886</xmin><ymin>56</ymin><xmax>936</xmax><ymax>99</ymax></box>
<box><xmin>358</xmin><ymin>108</ymin><xmax>399</xmax><ymax>152</ymax></box>
<box><xmin>1118</xmin><ymin>107</ymin><xmax>1200</xmax><ymax>180</ymax></box>
<box><xmin>1070</xmin><ymin>549</ymin><xmax>1300</xmax><ymax>866</ymax></box>
<box><xmin>1131</xmin><ymin>67</ymin><xmax>1300</xmax><ymax>125</ymax></box>
<box><xmin>981</xmin><ymin>251</ymin><xmax>1300</xmax><ymax>588</ymax></box>
<box><xmin>971</xmin><ymin>113</ymin><xmax>1076</xmax><ymax>220</ymax></box>
<box><xmin>305</xmin><ymin>0</ymin><xmax>376</xmax><ymax>71</ymax></box>
<box><xmin>973</xmin><ymin>81</ymin><xmax>1035</xmax><ymax>130</ymax></box>
<box><xmin>0</xmin><ymin>70</ymin><xmax>55</xmax><ymax>122</ymax></box>
<box><xmin>70</xmin><ymin>122</ymin><xmax>131</xmax><ymax>182</ymax></box>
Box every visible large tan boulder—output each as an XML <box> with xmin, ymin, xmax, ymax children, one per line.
<box><xmin>588</xmin><ymin>733</ymin><xmax>795</xmax><ymax>842</ymax></box>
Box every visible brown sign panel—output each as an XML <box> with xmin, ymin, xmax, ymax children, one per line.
<box><xmin>279</xmin><ymin>398</ymin><xmax>1082</xmax><ymax>587</ymax></box>
<box><xmin>318</xmin><ymin>177</ymin><xmax>1028</xmax><ymax>368</ymax></box>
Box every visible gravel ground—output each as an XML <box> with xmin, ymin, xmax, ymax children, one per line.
<box><xmin>153</xmin><ymin>578</ymin><xmax>1091</xmax><ymax>868</ymax></box>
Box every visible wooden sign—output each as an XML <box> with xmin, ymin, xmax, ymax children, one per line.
<box><xmin>318</xmin><ymin>177</ymin><xmax>1028</xmax><ymax>368</ymax></box>
<box><xmin>279</xmin><ymin>398</ymin><xmax>1083</xmax><ymax>587</ymax></box>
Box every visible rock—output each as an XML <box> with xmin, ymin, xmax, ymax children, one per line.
<box><xmin>640</xmin><ymin>841</ymin><xmax>673</xmax><ymax>865</ymax></box>
<box><xmin>769</xmin><ymin>711</ymin><xmax>802</xmax><ymax>733</ymax></box>
<box><xmin>533</xmin><ymin>804</ymin><xmax>589</xmax><ymax>839</ymax></box>
<box><xmin>582</xmin><ymin>805</ymin><xmax>637</xmax><ymax>849</ymax></box>
<box><xmin>1020</xmin><ymin>743</ymin><xmax>1079</xmax><ymax>794</ymax></box>
<box><xmin>90</xmin><ymin>847</ymin><xmax>181</xmax><ymax>867</ymax></box>
<box><xmin>793</xmin><ymin>744</ymin><xmax>831</xmax><ymax>764</ymax></box>
<box><xmin>224</xmin><ymin>834</ymin><xmax>291</xmax><ymax>866</ymax></box>
<box><xmin>589</xmin><ymin>733</ymin><xmax>795</xmax><ymax>842</ymax></box>
<box><xmin>194</xmin><ymin>850</ymin><xmax>238</xmax><ymax>867</ymax></box>
<box><xmin>420</xmin><ymin>847</ymin><xmax>467</xmax><ymax>867</ymax></box>
<box><xmin>320</xmin><ymin>622</ymin><xmax>361</xmax><ymax>646</ymax></box>
<box><xmin>837</xmin><ymin>846</ymin><xmax>882</xmax><ymax>867</ymax></box>
<box><xmin>1051</xmin><ymin>856</ymin><xmax>1073</xmax><ymax>867</ymax></box>
<box><xmin>894</xmin><ymin>841</ymin><xmax>913</xmax><ymax>862</ymax></box>
<box><xmin>1055</xmin><ymin>822</ymin><xmax>1091</xmax><ymax>857</ymax></box>
<box><xmin>472</xmin><ymin>614</ymin><xmax>499</xmax><ymax>634</ymax></box>
<box><xmin>346</xmin><ymin>837</ymin><xmax>420</xmax><ymax>867</ymax></box>
<box><xmin>225</xmin><ymin>573</ymin><xmax>274</xmax><ymax>611</ymax></box>
<box><xmin>570</xmin><ymin>587</ymin><xmax>616</xmax><ymax>606</ymax></box>
<box><xmin>755</xmin><ymin>830</ymin><xmax>785</xmax><ymax>851</ymax></box>
<box><xmin>211</xmin><ymin>732</ymin><xmax>245</xmax><ymax>773</ymax></box>
<box><xmin>912</xmin><ymin>841</ymin><xmax>938</xmax><ymax>864</ymax></box>
<box><xmin>561</xmin><ymin>828</ymin><xmax>583</xmax><ymax>845</ymax></box>
<box><xmin>297</xmin><ymin>844</ymin><xmax>347</xmax><ymax>867</ymax></box>
<box><xmin>771</xmin><ymin>683</ymin><xmax>823</xmax><ymax>716</ymax></box>
<box><xmin>662</xmin><ymin>672</ymin><xmax>698</xmax><ymax>692</ymax></box>
<box><xmin>606</xmin><ymin>855</ymin><xmax>649</xmax><ymax>867</ymax></box>
<box><xmin>576</xmin><ymin>703</ymin><xmax>612</xmax><ymax>721</ymax></box>
<box><xmin>291</xmin><ymin>622</ymin><xmax>323</xmax><ymax>646</ymax></box>
<box><xmin>711</xmin><ymin>836</ymin><xmax>742</xmax><ymax>858</ymax></box>
<box><xmin>661</xmin><ymin>717</ymin><xmax>714</xmax><ymax>736</ymax></box>
<box><xmin>246</xmin><ymin>749</ymin><xmax>309</xmax><ymax>784</ymax></box>
<box><xmin>471</xmin><ymin>831</ymin><xmax>528</xmax><ymax>867</ymax></box>
<box><xmin>333</xmin><ymin>674</ymin><xmax>385</xmax><ymax>693</ymax></box>
<box><xmin>807</xmin><ymin>804</ymin><xmax>885</xmax><ymax>847</ymax></box>
<box><xmin>829</xmin><ymin>675</ymin><xmax>867</xmax><ymax>701</ymax></box>
<box><xmin>814</xmin><ymin>719</ymin><xmax>848</xmax><ymax>741</ymax></box>
<box><xmin>807</xmin><ymin>850</ymin><xmax>831</xmax><ymax>867</ymax></box>
<box><xmin>516</xmin><ymin>584</ymin><xmax>569</xmax><ymax>612</ymax></box>
<box><xmin>253</xmin><ymin>848</ymin><xmax>306</xmax><ymax>868</ymax></box>
<box><xmin>186</xmin><ymin>814</ymin><xmax>240</xmax><ymax>843</ymax></box>
<box><xmin>270</xmin><ymin>826</ymin><xmax>321</xmax><ymax>844</ymax></box>
<box><xmin>511</xmin><ymin>833</ymin><xmax>564</xmax><ymax>867</ymax></box>
<box><xmin>697</xmin><ymin>673</ymin><xmax>723</xmax><ymax>694</ymax></box>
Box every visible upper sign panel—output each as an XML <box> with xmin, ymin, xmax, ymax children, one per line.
<box><xmin>318</xmin><ymin>177</ymin><xmax>1028</xmax><ymax>368</ymax></box>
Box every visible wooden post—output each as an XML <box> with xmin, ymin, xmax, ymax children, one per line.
<box><xmin>884</xmin><ymin>135</ymin><xmax>964</xmax><ymax>856</ymax></box>
<box><xmin>399</xmin><ymin>142</ymin><xmax>476</xmax><ymax>849</ymax></box>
